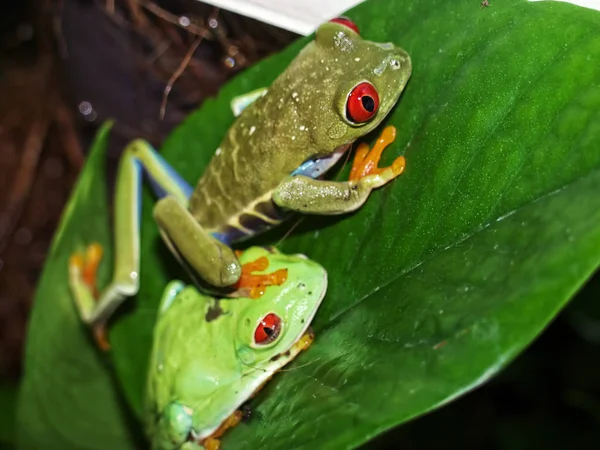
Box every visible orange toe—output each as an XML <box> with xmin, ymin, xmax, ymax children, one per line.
<box><xmin>93</xmin><ymin>323</ymin><xmax>110</xmax><ymax>352</ymax></box>
<box><xmin>82</xmin><ymin>243</ymin><xmax>104</xmax><ymax>296</ymax></box>
<box><xmin>349</xmin><ymin>125</ymin><xmax>400</xmax><ymax>181</ymax></box>
<box><xmin>233</xmin><ymin>255</ymin><xmax>288</xmax><ymax>299</ymax></box>
<box><xmin>202</xmin><ymin>410</ymin><xmax>243</xmax><ymax>450</ymax></box>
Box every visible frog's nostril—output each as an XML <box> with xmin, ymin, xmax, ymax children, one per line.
<box><xmin>399</xmin><ymin>54</ymin><xmax>412</xmax><ymax>72</ymax></box>
<box><xmin>389</xmin><ymin>58</ymin><xmax>402</xmax><ymax>70</ymax></box>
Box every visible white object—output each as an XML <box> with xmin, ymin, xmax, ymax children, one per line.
<box><xmin>197</xmin><ymin>0</ymin><xmax>366</xmax><ymax>35</ymax></box>
<box><xmin>528</xmin><ymin>0</ymin><xmax>600</xmax><ymax>11</ymax></box>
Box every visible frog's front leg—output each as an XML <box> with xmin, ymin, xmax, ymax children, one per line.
<box><xmin>153</xmin><ymin>196</ymin><xmax>242</xmax><ymax>288</ymax></box>
<box><xmin>272</xmin><ymin>126</ymin><xmax>405</xmax><ymax>214</ymax></box>
<box><xmin>153</xmin><ymin>202</ymin><xmax>289</xmax><ymax>295</ymax></box>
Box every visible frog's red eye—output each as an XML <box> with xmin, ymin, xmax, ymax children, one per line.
<box><xmin>254</xmin><ymin>313</ymin><xmax>282</xmax><ymax>345</ymax></box>
<box><xmin>329</xmin><ymin>17</ymin><xmax>360</xmax><ymax>34</ymax></box>
<box><xmin>346</xmin><ymin>82</ymin><xmax>379</xmax><ymax>124</ymax></box>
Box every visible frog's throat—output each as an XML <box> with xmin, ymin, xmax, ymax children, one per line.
<box><xmin>194</xmin><ymin>326</ymin><xmax>319</xmax><ymax>443</ymax></box>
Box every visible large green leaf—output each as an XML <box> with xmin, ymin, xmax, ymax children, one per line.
<box><xmin>18</xmin><ymin>0</ymin><xmax>600</xmax><ymax>449</ymax></box>
<box><xmin>16</xmin><ymin>124</ymin><xmax>143</xmax><ymax>449</ymax></box>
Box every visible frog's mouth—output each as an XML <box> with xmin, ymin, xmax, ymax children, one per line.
<box><xmin>268</xmin><ymin>327</ymin><xmax>316</xmax><ymax>366</ymax></box>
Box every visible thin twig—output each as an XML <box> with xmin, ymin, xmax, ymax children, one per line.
<box><xmin>148</xmin><ymin>39</ymin><xmax>172</xmax><ymax>64</ymax></box>
<box><xmin>106</xmin><ymin>0</ymin><xmax>115</xmax><ymax>15</ymax></box>
<box><xmin>276</xmin><ymin>217</ymin><xmax>305</xmax><ymax>247</ymax></box>
<box><xmin>159</xmin><ymin>36</ymin><xmax>203</xmax><ymax>120</ymax></box>
<box><xmin>138</xmin><ymin>0</ymin><xmax>211</xmax><ymax>39</ymax></box>
<box><xmin>161</xmin><ymin>19</ymin><xmax>185</xmax><ymax>46</ymax></box>
<box><xmin>0</xmin><ymin>112</ymin><xmax>22</xmax><ymax>138</ymax></box>
<box><xmin>55</xmin><ymin>103</ymin><xmax>84</xmax><ymax>170</ymax></box>
<box><xmin>0</xmin><ymin>118</ymin><xmax>50</xmax><ymax>255</ymax></box>
<box><xmin>126</xmin><ymin>0</ymin><xmax>148</xmax><ymax>27</ymax></box>
<box><xmin>52</xmin><ymin>6</ymin><xmax>68</xmax><ymax>58</ymax></box>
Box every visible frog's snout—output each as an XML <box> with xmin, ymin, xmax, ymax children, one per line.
<box><xmin>391</xmin><ymin>46</ymin><xmax>411</xmax><ymax>67</ymax></box>
<box><xmin>397</xmin><ymin>51</ymin><xmax>412</xmax><ymax>76</ymax></box>
<box><xmin>373</xmin><ymin>47</ymin><xmax>412</xmax><ymax>79</ymax></box>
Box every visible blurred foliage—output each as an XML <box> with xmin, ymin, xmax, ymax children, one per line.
<box><xmin>0</xmin><ymin>381</ymin><xmax>18</xmax><ymax>448</ymax></box>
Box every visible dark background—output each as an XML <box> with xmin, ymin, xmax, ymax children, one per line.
<box><xmin>0</xmin><ymin>1</ymin><xmax>599</xmax><ymax>448</ymax></box>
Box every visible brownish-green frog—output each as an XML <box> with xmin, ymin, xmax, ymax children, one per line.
<box><xmin>68</xmin><ymin>17</ymin><xmax>412</xmax><ymax>345</ymax></box>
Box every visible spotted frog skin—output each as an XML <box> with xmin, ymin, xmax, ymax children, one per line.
<box><xmin>68</xmin><ymin>18</ymin><xmax>411</xmax><ymax>340</ymax></box>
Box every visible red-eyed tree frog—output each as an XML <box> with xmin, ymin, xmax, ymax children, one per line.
<box><xmin>68</xmin><ymin>17</ymin><xmax>411</xmax><ymax>346</ymax></box>
<box><xmin>70</xmin><ymin>246</ymin><xmax>328</xmax><ymax>450</ymax></box>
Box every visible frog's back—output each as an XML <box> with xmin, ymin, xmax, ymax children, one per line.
<box><xmin>187</xmin><ymin>22</ymin><xmax>411</xmax><ymax>241</ymax></box>
<box><xmin>187</xmin><ymin>38</ymin><xmax>347</xmax><ymax>240</ymax></box>
<box><xmin>146</xmin><ymin>288</ymin><xmax>212</xmax><ymax>416</ymax></box>
<box><xmin>187</xmin><ymin>87</ymin><xmax>314</xmax><ymax>240</ymax></box>
<box><xmin>145</xmin><ymin>288</ymin><xmax>237</xmax><ymax>444</ymax></box>
<box><xmin>146</xmin><ymin>287</ymin><xmax>247</xmax><ymax>446</ymax></box>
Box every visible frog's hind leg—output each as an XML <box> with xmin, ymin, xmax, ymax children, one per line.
<box><xmin>230</xmin><ymin>87</ymin><xmax>268</xmax><ymax>117</ymax></box>
<box><xmin>69</xmin><ymin>244</ymin><xmax>112</xmax><ymax>350</ymax></box>
<box><xmin>68</xmin><ymin>140</ymin><xmax>193</xmax><ymax>349</ymax></box>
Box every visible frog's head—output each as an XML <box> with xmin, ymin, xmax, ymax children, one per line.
<box><xmin>233</xmin><ymin>247</ymin><xmax>327</xmax><ymax>374</ymax></box>
<box><xmin>292</xmin><ymin>19</ymin><xmax>412</xmax><ymax>153</ymax></box>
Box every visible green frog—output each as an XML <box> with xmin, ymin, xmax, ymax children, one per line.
<box><xmin>68</xmin><ymin>17</ymin><xmax>411</xmax><ymax>345</ymax></box>
<box><xmin>70</xmin><ymin>246</ymin><xmax>328</xmax><ymax>450</ymax></box>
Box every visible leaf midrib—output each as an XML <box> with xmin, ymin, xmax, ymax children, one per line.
<box><xmin>340</xmin><ymin>12</ymin><xmax>589</xmax><ymax>296</ymax></box>
<box><xmin>324</xmin><ymin>165</ymin><xmax>599</xmax><ymax>328</ymax></box>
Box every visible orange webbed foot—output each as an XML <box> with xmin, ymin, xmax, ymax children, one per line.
<box><xmin>202</xmin><ymin>410</ymin><xmax>243</xmax><ymax>450</ymax></box>
<box><xmin>294</xmin><ymin>329</ymin><xmax>315</xmax><ymax>352</ymax></box>
<box><xmin>92</xmin><ymin>323</ymin><xmax>110</xmax><ymax>352</ymax></box>
<box><xmin>232</xmin><ymin>252</ymin><xmax>288</xmax><ymax>299</ymax></box>
<box><xmin>69</xmin><ymin>242</ymin><xmax>104</xmax><ymax>297</ymax></box>
<box><xmin>69</xmin><ymin>243</ymin><xmax>111</xmax><ymax>350</ymax></box>
<box><xmin>349</xmin><ymin>125</ymin><xmax>405</xmax><ymax>182</ymax></box>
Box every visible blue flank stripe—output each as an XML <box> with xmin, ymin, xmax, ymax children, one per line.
<box><xmin>134</xmin><ymin>159</ymin><xmax>143</xmax><ymax>225</ymax></box>
<box><xmin>146</xmin><ymin>173</ymin><xmax>168</xmax><ymax>199</ymax></box>
<box><xmin>291</xmin><ymin>159</ymin><xmax>322</xmax><ymax>178</ymax></box>
<box><xmin>144</xmin><ymin>146</ymin><xmax>194</xmax><ymax>199</ymax></box>
<box><xmin>210</xmin><ymin>231</ymin><xmax>230</xmax><ymax>245</ymax></box>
